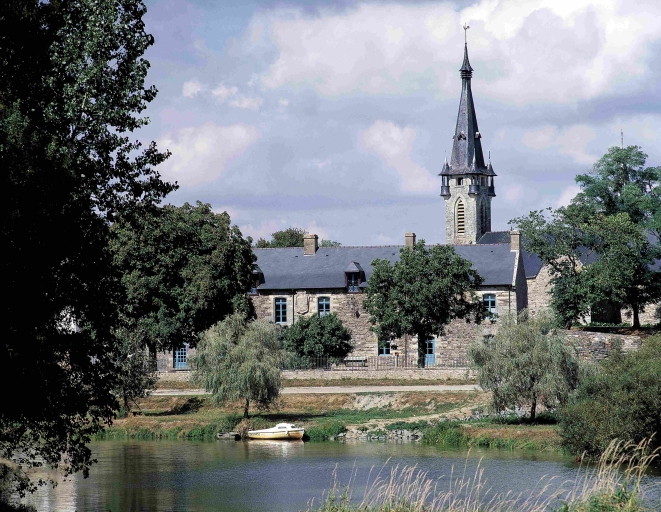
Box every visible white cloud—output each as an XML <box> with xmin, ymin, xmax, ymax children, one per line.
<box><xmin>250</xmin><ymin>1</ymin><xmax>661</xmax><ymax>104</ymax></box>
<box><xmin>229</xmin><ymin>95</ymin><xmax>263</xmax><ymax>110</ymax></box>
<box><xmin>359</xmin><ymin>120</ymin><xmax>437</xmax><ymax>194</ymax></box>
<box><xmin>182</xmin><ymin>79</ymin><xmax>203</xmax><ymax>98</ymax></box>
<box><xmin>238</xmin><ymin>219</ymin><xmax>330</xmax><ymax>242</ymax></box>
<box><xmin>557</xmin><ymin>185</ymin><xmax>582</xmax><ymax>207</ymax></box>
<box><xmin>278</xmin><ymin>98</ymin><xmax>289</xmax><ymax>107</ymax></box>
<box><xmin>211</xmin><ymin>83</ymin><xmax>239</xmax><ymax>103</ymax></box>
<box><xmin>504</xmin><ymin>185</ymin><xmax>522</xmax><ymax>201</ymax></box>
<box><xmin>521</xmin><ymin>124</ymin><xmax>597</xmax><ymax>164</ymax></box>
<box><xmin>213</xmin><ymin>206</ymin><xmax>241</xmax><ymax>221</ymax></box>
<box><xmin>158</xmin><ymin>123</ymin><xmax>260</xmax><ymax>186</ymax></box>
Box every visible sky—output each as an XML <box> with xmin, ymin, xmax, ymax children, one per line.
<box><xmin>139</xmin><ymin>0</ymin><xmax>661</xmax><ymax>245</ymax></box>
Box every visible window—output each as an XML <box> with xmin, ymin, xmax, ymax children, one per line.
<box><xmin>347</xmin><ymin>273</ymin><xmax>360</xmax><ymax>293</ymax></box>
<box><xmin>456</xmin><ymin>177</ymin><xmax>463</xmax><ymax>186</ymax></box>
<box><xmin>318</xmin><ymin>297</ymin><xmax>331</xmax><ymax>317</ymax></box>
<box><xmin>174</xmin><ymin>343</ymin><xmax>188</xmax><ymax>370</ymax></box>
<box><xmin>456</xmin><ymin>200</ymin><xmax>465</xmax><ymax>234</ymax></box>
<box><xmin>378</xmin><ymin>341</ymin><xmax>391</xmax><ymax>356</ymax></box>
<box><xmin>483</xmin><ymin>294</ymin><xmax>497</xmax><ymax>315</ymax></box>
<box><xmin>274</xmin><ymin>298</ymin><xmax>287</xmax><ymax>324</ymax></box>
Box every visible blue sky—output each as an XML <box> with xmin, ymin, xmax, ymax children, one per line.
<box><xmin>139</xmin><ymin>0</ymin><xmax>661</xmax><ymax>245</ymax></box>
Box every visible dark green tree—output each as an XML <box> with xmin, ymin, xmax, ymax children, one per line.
<box><xmin>281</xmin><ymin>313</ymin><xmax>353</xmax><ymax>358</ymax></box>
<box><xmin>468</xmin><ymin>310</ymin><xmax>580</xmax><ymax>421</ymax></box>
<box><xmin>2</xmin><ymin>0</ymin><xmax>174</xmax><ymax>494</ymax></box>
<box><xmin>559</xmin><ymin>335</ymin><xmax>661</xmax><ymax>457</ymax></box>
<box><xmin>512</xmin><ymin>206</ymin><xmax>659</xmax><ymax>328</ymax></box>
<box><xmin>255</xmin><ymin>227</ymin><xmax>340</xmax><ymax>248</ymax></box>
<box><xmin>110</xmin><ymin>203</ymin><xmax>256</xmax><ymax>357</ymax></box>
<box><xmin>575</xmin><ymin>146</ymin><xmax>661</xmax><ymax>238</ymax></box>
<box><xmin>364</xmin><ymin>240</ymin><xmax>483</xmax><ymax>367</ymax></box>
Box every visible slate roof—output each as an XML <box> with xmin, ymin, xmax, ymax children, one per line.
<box><xmin>253</xmin><ymin>244</ymin><xmax>517</xmax><ymax>291</ymax></box>
<box><xmin>477</xmin><ymin>231</ymin><xmax>543</xmax><ymax>279</ymax></box>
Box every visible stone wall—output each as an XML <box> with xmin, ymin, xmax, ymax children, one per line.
<box><xmin>561</xmin><ymin>330</ymin><xmax>642</xmax><ymax>361</ymax></box>
<box><xmin>282</xmin><ymin>368</ymin><xmax>475</xmax><ymax>380</ymax></box>
<box><xmin>526</xmin><ymin>264</ymin><xmax>553</xmax><ymax>317</ymax></box>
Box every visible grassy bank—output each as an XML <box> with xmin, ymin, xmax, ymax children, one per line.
<box><xmin>95</xmin><ymin>391</ymin><xmax>482</xmax><ymax>441</ymax></box>
<box><xmin>422</xmin><ymin>415</ymin><xmax>562</xmax><ymax>452</ymax></box>
<box><xmin>94</xmin><ymin>391</ymin><xmax>562</xmax><ymax>453</ymax></box>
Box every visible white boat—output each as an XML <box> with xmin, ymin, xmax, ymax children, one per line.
<box><xmin>247</xmin><ymin>423</ymin><xmax>305</xmax><ymax>440</ymax></box>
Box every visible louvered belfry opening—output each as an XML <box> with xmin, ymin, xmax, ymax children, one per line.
<box><xmin>456</xmin><ymin>199</ymin><xmax>465</xmax><ymax>234</ymax></box>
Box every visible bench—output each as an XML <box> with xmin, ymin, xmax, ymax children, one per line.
<box><xmin>343</xmin><ymin>356</ymin><xmax>368</xmax><ymax>367</ymax></box>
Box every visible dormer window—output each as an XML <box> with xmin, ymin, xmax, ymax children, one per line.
<box><xmin>344</xmin><ymin>261</ymin><xmax>364</xmax><ymax>293</ymax></box>
<box><xmin>249</xmin><ymin>265</ymin><xmax>263</xmax><ymax>295</ymax></box>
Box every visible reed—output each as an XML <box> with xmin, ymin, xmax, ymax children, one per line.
<box><xmin>304</xmin><ymin>439</ymin><xmax>660</xmax><ymax>512</ymax></box>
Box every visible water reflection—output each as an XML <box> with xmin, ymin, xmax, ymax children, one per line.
<box><xmin>18</xmin><ymin>440</ymin><xmax>660</xmax><ymax>512</ymax></box>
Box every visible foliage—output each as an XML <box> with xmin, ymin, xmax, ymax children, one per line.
<box><xmin>575</xmin><ymin>146</ymin><xmax>661</xmax><ymax>240</ymax></box>
<box><xmin>281</xmin><ymin>313</ymin><xmax>353</xmax><ymax>358</ymax></box>
<box><xmin>255</xmin><ymin>227</ymin><xmax>306</xmax><ymax>248</ymax></box>
<box><xmin>306</xmin><ymin>421</ymin><xmax>347</xmax><ymax>441</ymax></box>
<box><xmin>111</xmin><ymin>331</ymin><xmax>158</xmax><ymax>415</ymax></box>
<box><xmin>2</xmin><ymin>0</ymin><xmax>173</xmax><ymax>495</ymax></box>
<box><xmin>190</xmin><ymin>314</ymin><xmax>286</xmax><ymax>418</ymax></box>
<box><xmin>558</xmin><ymin>335</ymin><xmax>661</xmax><ymax>458</ymax></box>
<box><xmin>468</xmin><ymin>310</ymin><xmax>580</xmax><ymax>421</ymax></box>
<box><xmin>110</xmin><ymin>202</ymin><xmax>256</xmax><ymax>355</ymax></box>
<box><xmin>364</xmin><ymin>240</ymin><xmax>483</xmax><ymax>366</ymax></box>
<box><xmin>511</xmin><ymin>206</ymin><xmax>659</xmax><ymax>328</ymax></box>
<box><xmin>255</xmin><ymin>227</ymin><xmax>340</xmax><ymax>248</ymax></box>
<box><xmin>320</xmin><ymin>239</ymin><xmax>342</xmax><ymax>247</ymax></box>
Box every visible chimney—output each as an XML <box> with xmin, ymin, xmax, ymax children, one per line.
<box><xmin>405</xmin><ymin>232</ymin><xmax>416</xmax><ymax>248</ymax></box>
<box><xmin>304</xmin><ymin>233</ymin><xmax>318</xmax><ymax>255</ymax></box>
<box><xmin>510</xmin><ymin>230</ymin><xmax>521</xmax><ymax>252</ymax></box>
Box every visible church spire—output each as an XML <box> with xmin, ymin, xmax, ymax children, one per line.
<box><xmin>440</xmin><ymin>34</ymin><xmax>486</xmax><ymax>176</ymax></box>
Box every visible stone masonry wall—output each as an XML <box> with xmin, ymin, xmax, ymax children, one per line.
<box><xmin>526</xmin><ymin>264</ymin><xmax>553</xmax><ymax>317</ymax></box>
<box><xmin>562</xmin><ymin>330</ymin><xmax>641</xmax><ymax>361</ymax></box>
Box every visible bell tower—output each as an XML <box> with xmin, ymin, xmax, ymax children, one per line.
<box><xmin>440</xmin><ymin>32</ymin><xmax>496</xmax><ymax>245</ymax></box>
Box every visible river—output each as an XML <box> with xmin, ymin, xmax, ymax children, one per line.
<box><xmin>19</xmin><ymin>440</ymin><xmax>661</xmax><ymax>511</ymax></box>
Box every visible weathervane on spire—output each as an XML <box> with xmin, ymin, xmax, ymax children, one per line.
<box><xmin>463</xmin><ymin>23</ymin><xmax>470</xmax><ymax>44</ymax></box>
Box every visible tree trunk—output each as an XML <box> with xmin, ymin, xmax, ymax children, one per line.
<box><xmin>530</xmin><ymin>396</ymin><xmax>537</xmax><ymax>423</ymax></box>
<box><xmin>632</xmin><ymin>304</ymin><xmax>640</xmax><ymax>328</ymax></box>
<box><xmin>417</xmin><ymin>333</ymin><xmax>426</xmax><ymax>368</ymax></box>
<box><xmin>243</xmin><ymin>398</ymin><xmax>250</xmax><ymax>419</ymax></box>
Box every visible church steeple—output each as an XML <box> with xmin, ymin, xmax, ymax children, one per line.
<box><xmin>440</xmin><ymin>32</ymin><xmax>497</xmax><ymax>245</ymax></box>
<box><xmin>448</xmin><ymin>42</ymin><xmax>485</xmax><ymax>174</ymax></box>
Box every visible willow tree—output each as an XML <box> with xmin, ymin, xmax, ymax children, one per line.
<box><xmin>468</xmin><ymin>310</ymin><xmax>580</xmax><ymax>421</ymax></box>
<box><xmin>190</xmin><ymin>315</ymin><xmax>285</xmax><ymax>419</ymax></box>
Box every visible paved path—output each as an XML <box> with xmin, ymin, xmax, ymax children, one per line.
<box><xmin>153</xmin><ymin>384</ymin><xmax>479</xmax><ymax>396</ymax></box>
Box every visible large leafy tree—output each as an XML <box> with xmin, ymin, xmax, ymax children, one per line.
<box><xmin>364</xmin><ymin>240</ymin><xmax>483</xmax><ymax>367</ymax></box>
<box><xmin>468</xmin><ymin>310</ymin><xmax>580</xmax><ymax>422</ymax></box>
<box><xmin>281</xmin><ymin>313</ymin><xmax>353</xmax><ymax>358</ymax></box>
<box><xmin>110</xmin><ymin>203</ymin><xmax>256</xmax><ymax>357</ymax></box>
<box><xmin>512</xmin><ymin>205</ymin><xmax>660</xmax><ymax>328</ymax></box>
<box><xmin>575</xmin><ymin>146</ymin><xmax>661</xmax><ymax>239</ymax></box>
<box><xmin>255</xmin><ymin>227</ymin><xmax>341</xmax><ymax>248</ymax></box>
<box><xmin>2</xmin><ymin>0</ymin><xmax>174</xmax><ymax>493</ymax></box>
<box><xmin>191</xmin><ymin>314</ymin><xmax>286</xmax><ymax>419</ymax></box>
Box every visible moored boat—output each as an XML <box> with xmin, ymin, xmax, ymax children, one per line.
<box><xmin>247</xmin><ymin>423</ymin><xmax>305</xmax><ymax>440</ymax></box>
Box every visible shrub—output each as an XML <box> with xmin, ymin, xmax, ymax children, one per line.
<box><xmin>558</xmin><ymin>335</ymin><xmax>661</xmax><ymax>457</ymax></box>
<box><xmin>281</xmin><ymin>313</ymin><xmax>353</xmax><ymax>358</ymax></box>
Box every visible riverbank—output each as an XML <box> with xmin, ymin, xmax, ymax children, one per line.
<box><xmin>96</xmin><ymin>390</ymin><xmax>563</xmax><ymax>452</ymax></box>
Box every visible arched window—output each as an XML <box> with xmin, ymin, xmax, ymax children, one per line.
<box><xmin>455</xmin><ymin>199</ymin><xmax>465</xmax><ymax>234</ymax></box>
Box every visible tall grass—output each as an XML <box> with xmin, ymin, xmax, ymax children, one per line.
<box><xmin>304</xmin><ymin>439</ymin><xmax>660</xmax><ymax>512</ymax></box>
